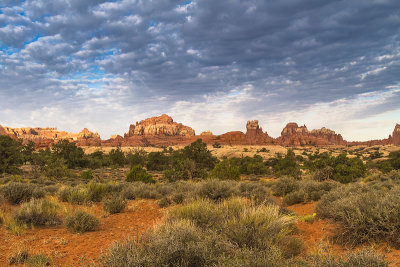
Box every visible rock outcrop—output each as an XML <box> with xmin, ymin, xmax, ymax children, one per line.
<box><xmin>277</xmin><ymin>123</ymin><xmax>345</xmax><ymax>146</ymax></box>
<box><xmin>245</xmin><ymin>120</ymin><xmax>273</xmax><ymax>145</ymax></box>
<box><xmin>0</xmin><ymin>126</ymin><xmax>100</xmax><ymax>147</ymax></box>
<box><xmin>200</xmin><ymin>131</ymin><xmax>213</xmax><ymax>136</ymax></box>
<box><xmin>1</xmin><ymin>115</ymin><xmax>399</xmax><ymax>147</ymax></box>
<box><xmin>393</xmin><ymin>124</ymin><xmax>400</xmax><ymax>146</ymax></box>
<box><xmin>125</xmin><ymin>114</ymin><xmax>195</xmax><ymax>137</ymax></box>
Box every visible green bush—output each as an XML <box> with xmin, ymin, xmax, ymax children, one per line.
<box><xmin>80</xmin><ymin>170</ymin><xmax>94</xmax><ymax>180</ymax></box>
<box><xmin>65</xmin><ymin>210</ymin><xmax>100</xmax><ymax>233</ymax></box>
<box><xmin>109</xmin><ymin>147</ymin><xmax>126</xmax><ymax>167</ymax></box>
<box><xmin>86</xmin><ymin>182</ymin><xmax>107</xmax><ymax>202</ymax></box>
<box><xmin>121</xmin><ymin>183</ymin><xmax>160</xmax><ymax>199</ymax></box>
<box><xmin>0</xmin><ymin>135</ymin><xmax>23</xmax><ymax>174</ymax></box>
<box><xmin>26</xmin><ymin>254</ymin><xmax>50</xmax><ymax>267</ymax></box>
<box><xmin>210</xmin><ymin>158</ymin><xmax>240</xmax><ymax>181</ymax></box>
<box><xmin>238</xmin><ymin>182</ymin><xmax>269</xmax><ymax>204</ymax></box>
<box><xmin>197</xmin><ymin>179</ymin><xmax>238</xmax><ymax>201</ymax></box>
<box><xmin>272</xmin><ymin>177</ymin><xmax>299</xmax><ymax>196</ymax></box>
<box><xmin>309</xmin><ymin>249</ymin><xmax>388</xmax><ymax>266</ymax></box>
<box><xmin>9</xmin><ymin>249</ymin><xmax>28</xmax><ymax>265</ymax></box>
<box><xmin>98</xmin><ymin>220</ymin><xmax>231</xmax><ymax>267</ymax></box>
<box><xmin>14</xmin><ymin>198</ymin><xmax>61</xmax><ymax>226</ymax></box>
<box><xmin>126</xmin><ymin>165</ymin><xmax>155</xmax><ymax>183</ymax></box>
<box><xmin>67</xmin><ymin>188</ymin><xmax>90</xmax><ymax>205</ymax></box>
<box><xmin>316</xmin><ymin>183</ymin><xmax>400</xmax><ymax>246</ymax></box>
<box><xmin>52</xmin><ymin>139</ymin><xmax>88</xmax><ymax>168</ymax></box>
<box><xmin>283</xmin><ymin>190</ymin><xmax>305</xmax><ymax>206</ymax></box>
<box><xmin>103</xmin><ymin>195</ymin><xmax>126</xmax><ymax>214</ymax></box>
<box><xmin>158</xmin><ymin>197</ymin><xmax>172</xmax><ymax>208</ymax></box>
<box><xmin>1</xmin><ymin>182</ymin><xmax>45</xmax><ymax>204</ymax></box>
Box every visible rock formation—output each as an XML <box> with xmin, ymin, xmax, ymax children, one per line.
<box><xmin>125</xmin><ymin>114</ymin><xmax>195</xmax><ymax>137</ymax></box>
<box><xmin>0</xmin><ymin>126</ymin><xmax>100</xmax><ymax>147</ymax></box>
<box><xmin>1</xmin><ymin>115</ymin><xmax>399</xmax><ymax>147</ymax></box>
<box><xmin>393</xmin><ymin>124</ymin><xmax>400</xmax><ymax>146</ymax></box>
<box><xmin>277</xmin><ymin>123</ymin><xmax>345</xmax><ymax>146</ymax></box>
<box><xmin>245</xmin><ymin>120</ymin><xmax>273</xmax><ymax>145</ymax></box>
<box><xmin>200</xmin><ymin>131</ymin><xmax>213</xmax><ymax>136</ymax></box>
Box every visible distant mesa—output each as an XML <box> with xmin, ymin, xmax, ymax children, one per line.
<box><xmin>124</xmin><ymin>114</ymin><xmax>195</xmax><ymax>137</ymax></box>
<box><xmin>0</xmin><ymin>114</ymin><xmax>399</xmax><ymax>147</ymax></box>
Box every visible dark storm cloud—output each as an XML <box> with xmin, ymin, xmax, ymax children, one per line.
<box><xmin>0</xmin><ymin>0</ymin><xmax>399</xmax><ymax>138</ymax></box>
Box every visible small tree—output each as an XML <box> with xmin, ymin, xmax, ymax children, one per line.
<box><xmin>126</xmin><ymin>165</ymin><xmax>155</xmax><ymax>183</ymax></box>
<box><xmin>210</xmin><ymin>158</ymin><xmax>240</xmax><ymax>181</ymax></box>
<box><xmin>0</xmin><ymin>135</ymin><xmax>23</xmax><ymax>174</ymax></box>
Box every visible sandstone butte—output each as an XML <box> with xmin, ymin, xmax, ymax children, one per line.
<box><xmin>0</xmin><ymin>115</ymin><xmax>399</xmax><ymax>147</ymax></box>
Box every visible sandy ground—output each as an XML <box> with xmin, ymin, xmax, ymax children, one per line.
<box><xmin>0</xmin><ymin>200</ymin><xmax>163</xmax><ymax>266</ymax></box>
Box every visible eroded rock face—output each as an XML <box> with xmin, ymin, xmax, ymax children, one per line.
<box><xmin>126</xmin><ymin>114</ymin><xmax>195</xmax><ymax>137</ymax></box>
<box><xmin>245</xmin><ymin>120</ymin><xmax>273</xmax><ymax>145</ymax></box>
<box><xmin>278</xmin><ymin>123</ymin><xmax>345</xmax><ymax>146</ymax></box>
<box><xmin>393</xmin><ymin>124</ymin><xmax>400</xmax><ymax>146</ymax></box>
<box><xmin>0</xmin><ymin>126</ymin><xmax>100</xmax><ymax>147</ymax></box>
<box><xmin>200</xmin><ymin>131</ymin><xmax>213</xmax><ymax>136</ymax></box>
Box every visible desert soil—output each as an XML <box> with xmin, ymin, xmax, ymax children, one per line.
<box><xmin>0</xmin><ymin>200</ymin><xmax>162</xmax><ymax>266</ymax></box>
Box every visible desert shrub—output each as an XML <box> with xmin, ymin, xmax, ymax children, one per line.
<box><xmin>212</xmin><ymin>142</ymin><xmax>221</xmax><ymax>148</ymax></box>
<box><xmin>121</xmin><ymin>182</ymin><xmax>160</xmax><ymax>199</ymax></box>
<box><xmin>57</xmin><ymin>186</ymin><xmax>73</xmax><ymax>202</ymax></box>
<box><xmin>1</xmin><ymin>182</ymin><xmax>45</xmax><ymax>204</ymax></box>
<box><xmin>65</xmin><ymin>210</ymin><xmax>100</xmax><ymax>233</ymax></box>
<box><xmin>0</xmin><ymin>135</ymin><xmax>23</xmax><ymax>174</ymax></box>
<box><xmin>279</xmin><ymin>236</ymin><xmax>304</xmax><ymax>258</ymax></box>
<box><xmin>272</xmin><ymin>177</ymin><xmax>299</xmax><ymax>196</ymax></box>
<box><xmin>98</xmin><ymin>220</ymin><xmax>231</xmax><ymax>267</ymax></box>
<box><xmin>210</xmin><ymin>158</ymin><xmax>240</xmax><ymax>181</ymax></box>
<box><xmin>389</xmin><ymin>150</ymin><xmax>400</xmax><ymax>170</ymax></box>
<box><xmin>158</xmin><ymin>197</ymin><xmax>172</xmax><ymax>207</ymax></box>
<box><xmin>309</xmin><ymin>249</ymin><xmax>388</xmax><ymax>266</ymax></box>
<box><xmin>220</xmin><ymin>247</ymin><xmax>285</xmax><ymax>267</ymax></box>
<box><xmin>13</xmin><ymin>198</ymin><xmax>61</xmax><ymax>226</ymax></box>
<box><xmin>103</xmin><ymin>195</ymin><xmax>126</xmax><ymax>214</ymax></box>
<box><xmin>238</xmin><ymin>182</ymin><xmax>269</xmax><ymax>204</ymax></box>
<box><xmin>26</xmin><ymin>254</ymin><xmax>50</xmax><ymax>267</ymax></box>
<box><xmin>172</xmin><ymin>192</ymin><xmax>185</xmax><ymax>204</ymax></box>
<box><xmin>283</xmin><ymin>180</ymin><xmax>340</xmax><ymax>205</ymax></box>
<box><xmin>9</xmin><ymin>248</ymin><xmax>29</xmax><ymax>265</ymax></box>
<box><xmin>223</xmin><ymin>204</ymin><xmax>294</xmax><ymax>250</ymax></box>
<box><xmin>43</xmin><ymin>185</ymin><xmax>59</xmax><ymax>195</ymax></box>
<box><xmin>196</xmin><ymin>179</ymin><xmax>238</xmax><ymax>201</ymax></box>
<box><xmin>86</xmin><ymin>182</ymin><xmax>107</xmax><ymax>202</ymax></box>
<box><xmin>283</xmin><ymin>190</ymin><xmax>306</xmax><ymax>206</ymax></box>
<box><xmin>80</xmin><ymin>170</ymin><xmax>94</xmax><ymax>180</ymax></box>
<box><xmin>313</xmin><ymin>166</ymin><xmax>334</xmax><ymax>181</ymax></box>
<box><xmin>67</xmin><ymin>188</ymin><xmax>90</xmax><ymax>205</ymax></box>
<box><xmin>316</xmin><ymin>183</ymin><xmax>400</xmax><ymax>246</ymax></box>
<box><xmin>126</xmin><ymin>165</ymin><xmax>155</xmax><ymax>183</ymax></box>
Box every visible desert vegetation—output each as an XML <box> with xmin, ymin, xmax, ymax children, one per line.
<box><xmin>1</xmin><ymin>136</ymin><xmax>400</xmax><ymax>265</ymax></box>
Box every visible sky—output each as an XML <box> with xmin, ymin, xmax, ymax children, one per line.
<box><xmin>0</xmin><ymin>0</ymin><xmax>399</xmax><ymax>141</ymax></box>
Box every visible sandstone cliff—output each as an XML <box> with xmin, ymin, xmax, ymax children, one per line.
<box><xmin>124</xmin><ymin>114</ymin><xmax>195</xmax><ymax>137</ymax></box>
<box><xmin>277</xmin><ymin>123</ymin><xmax>345</xmax><ymax>146</ymax></box>
<box><xmin>1</xmin><ymin>116</ymin><xmax>399</xmax><ymax>147</ymax></box>
<box><xmin>393</xmin><ymin>124</ymin><xmax>400</xmax><ymax>146</ymax></box>
<box><xmin>0</xmin><ymin>126</ymin><xmax>100</xmax><ymax>147</ymax></box>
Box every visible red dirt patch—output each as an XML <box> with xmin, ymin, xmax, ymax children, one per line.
<box><xmin>0</xmin><ymin>199</ymin><xmax>162</xmax><ymax>266</ymax></box>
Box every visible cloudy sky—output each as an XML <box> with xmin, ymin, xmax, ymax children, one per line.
<box><xmin>0</xmin><ymin>0</ymin><xmax>399</xmax><ymax>141</ymax></box>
